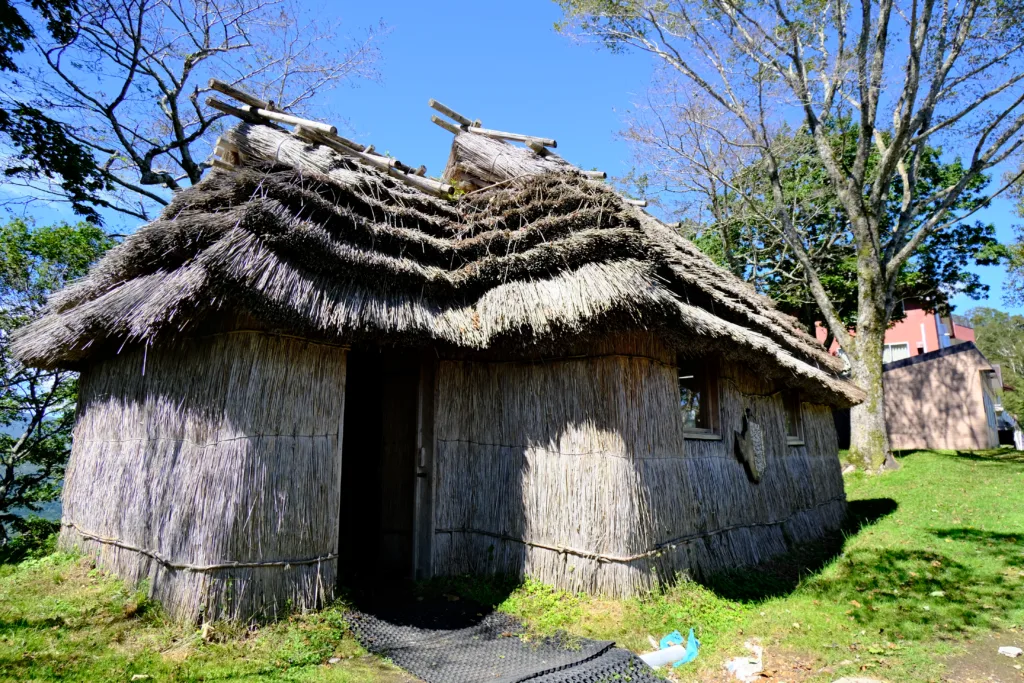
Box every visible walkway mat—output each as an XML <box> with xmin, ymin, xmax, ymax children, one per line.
<box><xmin>347</xmin><ymin>600</ymin><xmax>660</xmax><ymax>683</ymax></box>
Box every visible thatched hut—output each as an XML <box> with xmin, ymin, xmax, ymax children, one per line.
<box><xmin>12</xmin><ymin>91</ymin><xmax>864</xmax><ymax>622</ymax></box>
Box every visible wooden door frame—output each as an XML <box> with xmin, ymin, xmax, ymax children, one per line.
<box><xmin>412</xmin><ymin>355</ymin><xmax>436</xmax><ymax>580</ymax></box>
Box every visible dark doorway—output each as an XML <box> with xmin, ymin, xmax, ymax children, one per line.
<box><xmin>338</xmin><ymin>351</ymin><xmax>420</xmax><ymax>585</ymax></box>
<box><xmin>832</xmin><ymin>407</ymin><xmax>851</xmax><ymax>450</ymax></box>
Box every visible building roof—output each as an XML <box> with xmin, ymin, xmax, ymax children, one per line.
<box><xmin>882</xmin><ymin>341</ymin><xmax>993</xmax><ymax>373</ymax></box>
<box><xmin>11</xmin><ymin>93</ymin><xmax>864</xmax><ymax>407</ymax></box>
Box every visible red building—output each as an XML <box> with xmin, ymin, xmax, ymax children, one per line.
<box><xmin>817</xmin><ymin>301</ymin><xmax>1019</xmax><ymax>451</ymax></box>
<box><xmin>816</xmin><ymin>300</ymin><xmax>975</xmax><ymax>361</ymax></box>
<box><xmin>879</xmin><ymin>301</ymin><xmax>975</xmax><ymax>362</ymax></box>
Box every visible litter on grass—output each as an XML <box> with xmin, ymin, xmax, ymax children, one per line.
<box><xmin>998</xmin><ymin>646</ymin><xmax>1023</xmax><ymax>658</ymax></box>
<box><xmin>724</xmin><ymin>641</ymin><xmax>764</xmax><ymax>682</ymax></box>
<box><xmin>638</xmin><ymin>628</ymin><xmax>699</xmax><ymax>669</ymax></box>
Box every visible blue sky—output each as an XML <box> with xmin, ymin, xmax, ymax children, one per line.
<box><xmin>6</xmin><ymin>0</ymin><xmax>1021</xmax><ymax>315</ymax></box>
<box><xmin>329</xmin><ymin>3</ymin><xmax>650</xmax><ymax>191</ymax></box>
<box><xmin>308</xmin><ymin>0</ymin><xmax>1024</xmax><ymax>316</ymax></box>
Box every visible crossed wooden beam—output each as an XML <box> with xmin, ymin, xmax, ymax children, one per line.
<box><xmin>207</xmin><ymin>79</ymin><xmax>646</xmax><ymax>206</ymax></box>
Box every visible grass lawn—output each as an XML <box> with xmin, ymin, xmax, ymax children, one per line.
<box><xmin>0</xmin><ymin>553</ymin><xmax>413</xmax><ymax>682</ymax></box>
<box><xmin>1</xmin><ymin>449</ymin><xmax>1022</xmax><ymax>682</ymax></box>
<box><xmin>492</xmin><ymin>448</ymin><xmax>1024</xmax><ymax>681</ymax></box>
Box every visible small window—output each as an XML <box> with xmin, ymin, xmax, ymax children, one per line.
<box><xmin>784</xmin><ymin>391</ymin><xmax>804</xmax><ymax>444</ymax></box>
<box><xmin>678</xmin><ymin>358</ymin><xmax>719</xmax><ymax>437</ymax></box>
<box><xmin>983</xmin><ymin>390</ymin><xmax>997</xmax><ymax>430</ymax></box>
<box><xmin>883</xmin><ymin>342</ymin><xmax>911</xmax><ymax>363</ymax></box>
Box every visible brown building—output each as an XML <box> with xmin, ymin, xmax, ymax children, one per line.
<box><xmin>883</xmin><ymin>342</ymin><xmax>1001</xmax><ymax>451</ymax></box>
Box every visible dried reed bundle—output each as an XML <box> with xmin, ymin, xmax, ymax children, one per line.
<box><xmin>59</xmin><ymin>331</ymin><xmax>347</xmax><ymax>622</ymax></box>
<box><xmin>431</xmin><ymin>332</ymin><xmax>846</xmax><ymax>597</ymax></box>
<box><xmin>442</xmin><ymin>131</ymin><xmax>575</xmax><ymax>187</ymax></box>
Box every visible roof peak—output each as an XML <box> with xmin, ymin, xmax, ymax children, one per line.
<box><xmin>205</xmin><ymin>79</ymin><xmax>643</xmax><ymax>204</ymax></box>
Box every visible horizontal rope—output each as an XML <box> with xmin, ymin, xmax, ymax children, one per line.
<box><xmin>62</xmin><ymin>521</ymin><xmax>337</xmax><ymax>573</ymax></box>
<box><xmin>435</xmin><ymin>495</ymin><xmax>847</xmax><ymax>564</ymax></box>
<box><xmin>434</xmin><ymin>437</ymin><xmax>821</xmax><ymax>460</ymax></box>
<box><xmin>193</xmin><ymin>328</ymin><xmax>352</xmax><ymax>349</ymax></box>
<box><xmin>75</xmin><ymin>433</ymin><xmax>340</xmax><ymax>448</ymax></box>
<box><xmin>442</xmin><ymin>351</ymin><xmax>676</xmax><ymax>369</ymax></box>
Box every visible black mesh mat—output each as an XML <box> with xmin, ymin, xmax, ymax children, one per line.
<box><xmin>347</xmin><ymin>600</ymin><xmax>661</xmax><ymax>683</ymax></box>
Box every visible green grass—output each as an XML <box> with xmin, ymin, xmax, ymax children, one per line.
<box><xmin>484</xmin><ymin>449</ymin><xmax>1024</xmax><ymax>681</ymax></box>
<box><xmin>1</xmin><ymin>449</ymin><xmax>1021</xmax><ymax>681</ymax></box>
<box><xmin>0</xmin><ymin>554</ymin><xmax>409</xmax><ymax>682</ymax></box>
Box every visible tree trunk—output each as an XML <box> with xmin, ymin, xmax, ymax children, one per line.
<box><xmin>847</xmin><ymin>305</ymin><xmax>901</xmax><ymax>472</ymax></box>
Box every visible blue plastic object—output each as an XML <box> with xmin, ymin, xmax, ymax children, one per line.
<box><xmin>659</xmin><ymin>630</ymin><xmax>684</xmax><ymax>649</ymax></box>
<box><xmin>661</xmin><ymin>628</ymin><xmax>699</xmax><ymax>667</ymax></box>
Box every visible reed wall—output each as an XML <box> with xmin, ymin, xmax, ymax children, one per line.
<box><xmin>432</xmin><ymin>332</ymin><xmax>845</xmax><ymax>597</ymax></box>
<box><xmin>59</xmin><ymin>332</ymin><xmax>347</xmax><ymax>622</ymax></box>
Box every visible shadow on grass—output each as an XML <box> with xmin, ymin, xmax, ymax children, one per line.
<box><xmin>702</xmin><ymin>510</ymin><xmax>1022</xmax><ymax>637</ymax></box>
<box><xmin>805</xmin><ymin>530</ymin><xmax>1023</xmax><ymax>636</ymax></box>
<box><xmin>931</xmin><ymin>527</ymin><xmax>1023</xmax><ymax>569</ymax></box>
<box><xmin>894</xmin><ymin>448</ymin><xmax>1024</xmax><ymax>464</ymax></box>
<box><xmin>942</xmin><ymin>449</ymin><xmax>1024</xmax><ymax>464</ymax></box>
<box><xmin>0</xmin><ymin>615</ymin><xmax>69</xmax><ymax>634</ymax></box>
<box><xmin>700</xmin><ymin>498</ymin><xmax>898</xmax><ymax>602</ymax></box>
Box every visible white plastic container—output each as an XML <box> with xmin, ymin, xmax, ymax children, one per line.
<box><xmin>638</xmin><ymin>644</ymin><xmax>692</xmax><ymax>669</ymax></box>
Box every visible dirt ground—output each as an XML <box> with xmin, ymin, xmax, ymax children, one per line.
<box><xmin>679</xmin><ymin>631</ymin><xmax>1024</xmax><ymax>682</ymax></box>
<box><xmin>941</xmin><ymin>632</ymin><xmax>1024</xmax><ymax>683</ymax></box>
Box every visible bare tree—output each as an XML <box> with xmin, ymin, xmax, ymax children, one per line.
<box><xmin>2</xmin><ymin>0</ymin><xmax>383</xmax><ymax>221</ymax></box>
<box><xmin>620</xmin><ymin>77</ymin><xmax>813</xmax><ymax>287</ymax></box>
<box><xmin>560</xmin><ymin>0</ymin><xmax>1024</xmax><ymax>470</ymax></box>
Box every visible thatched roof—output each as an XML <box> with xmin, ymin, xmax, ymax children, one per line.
<box><xmin>11</xmin><ymin>112</ymin><xmax>863</xmax><ymax>407</ymax></box>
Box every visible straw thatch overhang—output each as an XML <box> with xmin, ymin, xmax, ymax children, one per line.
<box><xmin>12</xmin><ymin>106</ymin><xmax>862</xmax><ymax>408</ymax></box>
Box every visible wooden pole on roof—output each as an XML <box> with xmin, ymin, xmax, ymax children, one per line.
<box><xmin>209</xmin><ymin>78</ymin><xmax>272</xmax><ymax>110</ymax></box>
<box><xmin>430</xmin><ymin>98</ymin><xmax>556</xmax><ymax>149</ymax></box>
<box><xmin>467</xmin><ymin>126</ymin><xmax>556</xmax><ymax>148</ymax></box>
<box><xmin>206</xmin><ymin>97</ymin><xmax>336</xmax><ymax>135</ymax></box>
<box><xmin>428</xmin><ymin>99</ymin><xmax>473</xmax><ymax>127</ymax></box>
<box><xmin>332</xmin><ymin>134</ymin><xmax>369</xmax><ymax>153</ymax></box>
<box><xmin>208</xmin><ymin>79</ymin><xmax>336</xmax><ymax>134</ymax></box>
<box><xmin>526</xmin><ymin>140</ymin><xmax>549</xmax><ymax>156</ymax></box>
<box><xmin>294</xmin><ymin>125</ymin><xmax>452</xmax><ymax>197</ymax></box>
<box><xmin>526</xmin><ymin>140</ymin><xmax>606</xmax><ymax>180</ymax></box>
<box><xmin>208</xmin><ymin>78</ymin><xmax>444</xmax><ymax>195</ymax></box>
<box><xmin>207</xmin><ymin>97</ymin><xmax>277</xmax><ymax>127</ymax></box>
<box><xmin>431</xmin><ymin>115</ymin><xmax>463</xmax><ymax>136</ymax></box>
